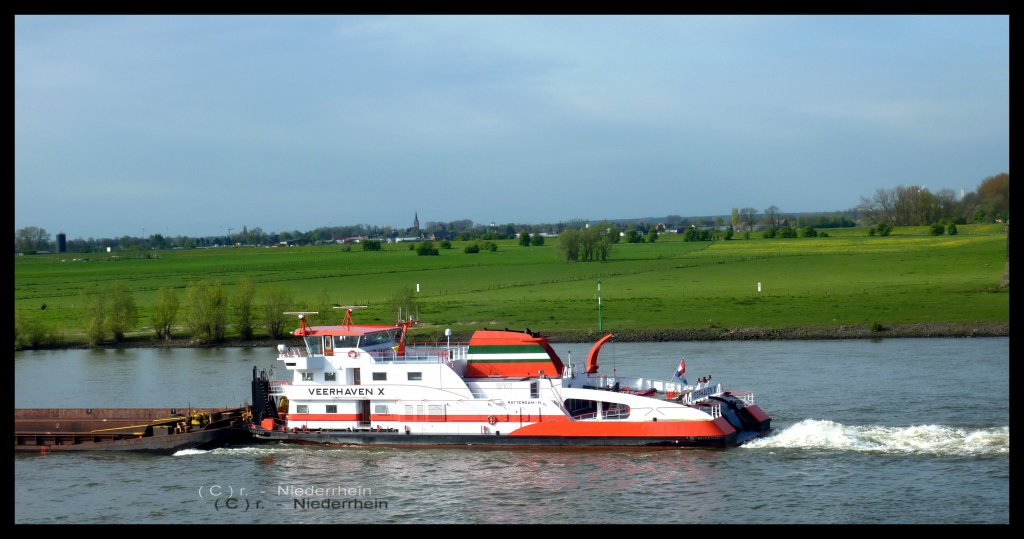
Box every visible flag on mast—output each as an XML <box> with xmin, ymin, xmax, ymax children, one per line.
<box><xmin>675</xmin><ymin>357</ymin><xmax>687</xmax><ymax>385</ymax></box>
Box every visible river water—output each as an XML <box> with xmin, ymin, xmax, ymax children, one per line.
<box><xmin>14</xmin><ymin>338</ymin><xmax>1009</xmax><ymax>524</ymax></box>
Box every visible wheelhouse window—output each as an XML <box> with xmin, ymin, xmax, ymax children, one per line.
<box><xmin>374</xmin><ymin>404</ymin><xmax>389</xmax><ymax>414</ymax></box>
<box><xmin>408</xmin><ymin>372</ymin><xmax>423</xmax><ymax>381</ymax></box>
<box><xmin>324</xmin><ymin>372</ymin><xmax>336</xmax><ymax>382</ymax></box>
<box><xmin>372</xmin><ymin>372</ymin><xmax>387</xmax><ymax>381</ymax></box>
<box><xmin>334</xmin><ymin>335</ymin><xmax>359</xmax><ymax>348</ymax></box>
<box><xmin>326</xmin><ymin>405</ymin><xmax>337</xmax><ymax>414</ymax></box>
<box><xmin>301</xmin><ymin>372</ymin><xmax>314</xmax><ymax>381</ymax></box>
<box><xmin>304</xmin><ymin>336</ymin><xmax>323</xmax><ymax>355</ymax></box>
<box><xmin>296</xmin><ymin>405</ymin><xmax>309</xmax><ymax>414</ymax></box>
<box><xmin>361</xmin><ymin>330</ymin><xmax>397</xmax><ymax>347</ymax></box>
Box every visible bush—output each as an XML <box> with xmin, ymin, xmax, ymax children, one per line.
<box><xmin>530</xmin><ymin>233</ymin><xmax>545</xmax><ymax>246</ymax></box>
<box><xmin>152</xmin><ymin>287</ymin><xmax>180</xmax><ymax>340</ymax></box>
<box><xmin>800</xmin><ymin>225</ymin><xmax>817</xmax><ymax>238</ymax></box>
<box><xmin>946</xmin><ymin>222</ymin><xmax>958</xmax><ymax>236</ymax></box>
<box><xmin>518</xmin><ymin>232</ymin><xmax>531</xmax><ymax>247</ymax></box>
<box><xmin>777</xmin><ymin>226</ymin><xmax>797</xmax><ymax>238</ymax></box>
<box><xmin>362</xmin><ymin>239</ymin><xmax>382</xmax><ymax>251</ymax></box>
<box><xmin>762</xmin><ymin>227</ymin><xmax>777</xmax><ymax>239</ymax></box>
<box><xmin>464</xmin><ymin>244</ymin><xmax>480</xmax><ymax>254</ymax></box>
<box><xmin>16</xmin><ymin>314</ymin><xmax>50</xmax><ymax>349</ymax></box>
<box><xmin>481</xmin><ymin>241</ymin><xmax>498</xmax><ymax>252</ymax></box>
<box><xmin>416</xmin><ymin>241</ymin><xmax>439</xmax><ymax>256</ymax></box>
<box><xmin>232</xmin><ymin>278</ymin><xmax>256</xmax><ymax>339</ymax></box>
<box><xmin>439</xmin><ymin>240</ymin><xmax>452</xmax><ymax>249</ymax></box>
<box><xmin>723</xmin><ymin>227</ymin><xmax>734</xmax><ymax>240</ymax></box>
<box><xmin>262</xmin><ymin>287</ymin><xmax>294</xmax><ymax>339</ymax></box>
<box><xmin>875</xmin><ymin>222</ymin><xmax>894</xmax><ymax>236</ymax></box>
<box><xmin>107</xmin><ymin>282</ymin><xmax>138</xmax><ymax>342</ymax></box>
<box><xmin>929</xmin><ymin>222</ymin><xmax>945</xmax><ymax>236</ymax></box>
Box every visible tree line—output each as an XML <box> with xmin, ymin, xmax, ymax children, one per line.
<box><xmin>13</xmin><ymin>280</ymin><xmax>426</xmax><ymax>350</ymax></box>
<box><xmin>14</xmin><ymin>173</ymin><xmax>1008</xmax><ymax>256</ymax></box>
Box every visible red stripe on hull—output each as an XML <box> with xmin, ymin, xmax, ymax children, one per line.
<box><xmin>508</xmin><ymin>417</ymin><xmax>737</xmax><ymax>438</ymax></box>
<box><xmin>464</xmin><ymin>361</ymin><xmax>559</xmax><ymax>378</ymax></box>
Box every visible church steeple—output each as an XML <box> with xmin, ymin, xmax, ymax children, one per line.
<box><xmin>413</xmin><ymin>212</ymin><xmax>420</xmax><ymax>231</ymax></box>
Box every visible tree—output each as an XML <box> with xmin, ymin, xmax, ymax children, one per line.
<box><xmin>556</xmin><ymin>230</ymin><xmax>581</xmax><ymax>262</ymax></box>
<box><xmin>107</xmin><ymin>282</ymin><xmax>138</xmax><ymax>342</ymax></box>
<box><xmin>530</xmin><ymin>233</ymin><xmax>545</xmax><ymax>246</ymax></box>
<box><xmin>856</xmin><ymin>188</ymin><xmax>897</xmax><ymax>225</ymax></box>
<box><xmin>232</xmin><ymin>278</ymin><xmax>257</xmax><ymax>339</ymax></box>
<box><xmin>645</xmin><ymin>229</ymin><xmax>659</xmax><ymax>243</ymax></box>
<box><xmin>730</xmin><ymin>208</ymin><xmax>739</xmax><ymax>227</ymax></box>
<box><xmin>15</xmin><ymin>226</ymin><xmax>51</xmax><ymax>252</ymax></box>
<box><xmin>152</xmin><ymin>287</ymin><xmax>180</xmax><ymax>340</ymax></box>
<box><xmin>739</xmin><ymin>208</ymin><xmax>758</xmax><ymax>230</ymax></box>
<box><xmin>81</xmin><ymin>285</ymin><xmax>107</xmax><ymax>345</ymax></box>
<box><xmin>977</xmin><ymin>173</ymin><xmax>1009</xmax><ymax>222</ymax></box>
<box><xmin>262</xmin><ymin>287</ymin><xmax>294</xmax><ymax>339</ymax></box>
<box><xmin>763</xmin><ymin>206</ymin><xmax>782</xmax><ymax>230</ymax></box>
<box><xmin>518</xmin><ymin>231</ymin><xmax>532</xmax><ymax>247</ymax></box>
<box><xmin>185</xmin><ymin>280</ymin><xmax>227</xmax><ymax>344</ymax></box>
<box><xmin>625</xmin><ymin>229</ymin><xmax>643</xmax><ymax>243</ymax></box>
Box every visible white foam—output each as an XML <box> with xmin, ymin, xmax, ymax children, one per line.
<box><xmin>171</xmin><ymin>448</ymin><xmax>209</xmax><ymax>456</ymax></box>
<box><xmin>743</xmin><ymin>419</ymin><xmax>1009</xmax><ymax>456</ymax></box>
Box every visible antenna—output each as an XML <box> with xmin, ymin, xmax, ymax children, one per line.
<box><xmin>333</xmin><ymin>305</ymin><xmax>367</xmax><ymax>326</ymax></box>
<box><xmin>284</xmin><ymin>311</ymin><xmax>319</xmax><ymax>335</ymax></box>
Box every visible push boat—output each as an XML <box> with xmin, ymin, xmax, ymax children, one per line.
<box><xmin>249</xmin><ymin>308</ymin><xmax>771</xmax><ymax>448</ymax></box>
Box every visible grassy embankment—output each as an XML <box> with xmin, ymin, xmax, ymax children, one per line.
<box><xmin>13</xmin><ymin>224</ymin><xmax>1009</xmax><ymax>346</ymax></box>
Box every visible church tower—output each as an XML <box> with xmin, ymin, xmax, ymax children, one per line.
<box><xmin>413</xmin><ymin>212</ymin><xmax>420</xmax><ymax>231</ymax></box>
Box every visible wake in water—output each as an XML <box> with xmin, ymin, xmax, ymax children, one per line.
<box><xmin>743</xmin><ymin>419</ymin><xmax>1009</xmax><ymax>456</ymax></box>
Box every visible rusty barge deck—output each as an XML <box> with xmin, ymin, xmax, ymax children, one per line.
<box><xmin>14</xmin><ymin>407</ymin><xmax>251</xmax><ymax>453</ymax></box>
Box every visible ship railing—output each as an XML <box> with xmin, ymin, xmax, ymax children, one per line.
<box><xmin>269</xmin><ymin>381</ymin><xmax>290</xmax><ymax>395</ymax></box>
<box><xmin>730</xmin><ymin>390</ymin><xmax>755</xmax><ymax>405</ymax></box>
<box><xmin>278</xmin><ymin>346</ymin><xmax>307</xmax><ymax>358</ymax></box>
<box><xmin>571</xmin><ymin>407</ymin><xmax>631</xmax><ymax>421</ymax></box>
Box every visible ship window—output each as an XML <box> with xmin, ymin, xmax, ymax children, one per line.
<box><xmin>301</xmin><ymin>372</ymin><xmax>314</xmax><ymax>381</ymax></box>
<box><xmin>296</xmin><ymin>405</ymin><xmax>309</xmax><ymax>414</ymax></box>
<box><xmin>361</xmin><ymin>330</ymin><xmax>397</xmax><ymax>347</ymax></box>
<box><xmin>324</xmin><ymin>372</ymin><xmax>336</xmax><ymax>382</ymax></box>
<box><xmin>326</xmin><ymin>405</ymin><xmax>337</xmax><ymax>414</ymax></box>
<box><xmin>372</xmin><ymin>372</ymin><xmax>387</xmax><ymax>381</ymax></box>
<box><xmin>374</xmin><ymin>404</ymin><xmax>389</xmax><ymax>414</ymax></box>
<box><xmin>334</xmin><ymin>335</ymin><xmax>358</xmax><ymax>348</ymax></box>
<box><xmin>408</xmin><ymin>372</ymin><xmax>423</xmax><ymax>381</ymax></box>
<box><xmin>305</xmin><ymin>336</ymin><xmax>323</xmax><ymax>355</ymax></box>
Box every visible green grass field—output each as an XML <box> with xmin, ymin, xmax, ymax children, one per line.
<box><xmin>14</xmin><ymin>224</ymin><xmax>1009</xmax><ymax>345</ymax></box>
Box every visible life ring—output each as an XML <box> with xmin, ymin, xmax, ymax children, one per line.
<box><xmin>348</xmin><ymin>350</ymin><xmax>358</xmax><ymax>358</ymax></box>
<box><xmin>487</xmin><ymin>416</ymin><xmax>497</xmax><ymax>425</ymax></box>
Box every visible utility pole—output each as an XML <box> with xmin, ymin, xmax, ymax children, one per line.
<box><xmin>598</xmin><ymin>279</ymin><xmax>603</xmax><ymax>332</ymax></box>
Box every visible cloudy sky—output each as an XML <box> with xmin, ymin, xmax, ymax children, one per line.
<box><xmin>15</xmin><ymin>15</ymin><xmax>1009</xmax><ymax>239</ymax></box>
